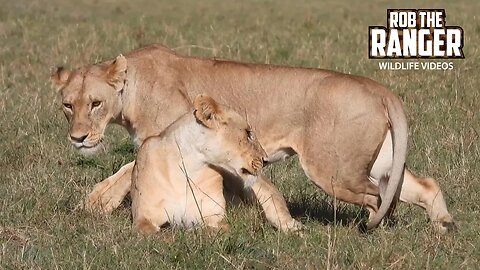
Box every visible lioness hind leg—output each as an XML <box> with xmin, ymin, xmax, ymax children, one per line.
<box><xmin>298</xmin><ymin>157</ymin><xmax>381</xmax><ymax>225</ymax></box>
<box><xmin>371</xmin><ymin>130</ymin><xmax>455</xmax><ymax>232</ymax></box>
<box><xmin>400</xmin><ymin>169</ymin><xmax>456</xmax><ymax>233</ymax></box>
<box><xmin>84</xmin><ymin>161</ymin><xmax>134</xmax><ymax>213</ymax></box>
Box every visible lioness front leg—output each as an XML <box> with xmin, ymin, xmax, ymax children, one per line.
<box><xmin>84</xmin><ymin>161</ymin><xmax>134</xmax><ymax>213</ymax></box>
<box><xmin>249</xmin><ymin>174</ymin><xmax>303</xmax><ymax>232</ymax></box>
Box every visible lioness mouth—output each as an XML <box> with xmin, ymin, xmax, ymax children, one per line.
<box><xmin>73</xmin><ymin>141</ymin><xmax>106</xmax><ymax>156</ymax></box>
<box><xmin>74</xmin><ymin>143</ymin><xmax>98</xmax><ymax>149</ymax></box>
<box><xmin>72</xmin><ymin>138</ymin><xmax>103</xmax><ymax>149</ymax></box>
<box><xmin>240</xmin><ymin>167</ymin><xmax>257</xmax><ymax>176</ymax></box>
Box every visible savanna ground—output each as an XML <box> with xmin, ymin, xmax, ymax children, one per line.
<box><xmin>0</xmin><ymin>0</ymin><xmax>479</xmax><ymax>269</ymax></box>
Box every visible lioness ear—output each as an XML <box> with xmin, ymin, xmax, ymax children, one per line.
<box><xmin>51</xmin><ymin>67</ymin><xmax>71</xmax><ymax>90</ymax></box>
<box><xmin>106</xmin><ymin>54</ymin><xmax>127</xmax><ymax>91</ymax></box>
<box><xmin>193</xmin><ymin>94</ymin><xmax>223</xmax><ymax>128</ymax></box>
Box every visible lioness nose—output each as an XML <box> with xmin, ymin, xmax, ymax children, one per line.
<box><xmin>70</xmin><ymin>134</ymin><xmax>88</xmax><ymax>143</ymax></box>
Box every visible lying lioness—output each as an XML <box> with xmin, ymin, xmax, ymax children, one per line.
<box><xmin>52</xmin><ymin>43</ymin><xmax>455</xmax><ymax>232</ymax></box>
<box><xmin>132</xmin><ymin>94</ymin><xmax>266</xmax><ymax>233</ymax></box>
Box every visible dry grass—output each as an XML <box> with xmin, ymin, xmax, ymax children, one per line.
<box><xmin>0</xmin><ymin>0</ymin><xmax>479</xmax><ymax>269</ymax></box>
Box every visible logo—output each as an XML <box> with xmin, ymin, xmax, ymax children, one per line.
<box><xmin>369</xmin><ymin>9</ymin><xmax>464</xmax><ymax>61</ymax></box>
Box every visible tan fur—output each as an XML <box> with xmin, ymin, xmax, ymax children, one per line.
<box><xmin>54</xmin><ymin>43</ymin><xmax>455</xmax><ymax>232</ymax></box>
<box><xmin>131</xmin><ymin>94</ymin><xmax>266</xmax><ymax>233</ymax></box>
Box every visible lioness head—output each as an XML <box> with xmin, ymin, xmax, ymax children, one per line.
<box><xmin>193</xmin><ymin>94</ymin><xmax>267</xmax><ymax>184</ymax></box>
<box><xmin>51</xmin><ymin>55</ymin><xmax>127</xmax><ymax>155</ymax></box>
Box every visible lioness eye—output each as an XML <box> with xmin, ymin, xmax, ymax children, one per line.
<box><xmin>246</xmin><ymin>129</ymin><xmax>256</xmax><ymax>141</ymax></box>
<box><xmin>63</xmin><ymin>103</ymin><xmax>72</xmax><ymax>110</ymax></box>
<box><xmin>91</xmin><ymin>101</ymin><xmax>102</xmax><ymax>108</ymax></box>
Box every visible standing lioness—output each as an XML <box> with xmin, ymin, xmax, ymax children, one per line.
<box><xmin>52</xmin><ymin>43</ymin><xmax>455</xmax><ymax>232</ymax></box>
<box><xmin>132</xmin><ymin>94</ymin><xmax>266</xmax><ymax>233</ymax></box>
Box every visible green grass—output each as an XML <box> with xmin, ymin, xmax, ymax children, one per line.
<box><xmin>1</xmin><ymin>0</ymin><xmax>479</xmax><ymax>268</ymax></box>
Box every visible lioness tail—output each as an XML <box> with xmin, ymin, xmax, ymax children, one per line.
<box><xmin>366</xmin><ymin>95</ymin><xmax>408</xmax><ymax>230</ymax></box>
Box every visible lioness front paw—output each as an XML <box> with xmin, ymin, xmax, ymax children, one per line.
<box><xmin>206</xmin><ymin>221</ymin><xmax>231</xmax><ymax>234</ymax></box>
<box><xmin>279</xmin><ymin>219</ymin><xmax>304</xmax><ymax>234</ymax></box>
<box><xmin>84</xmin><ymin>191</ymin><xmax>121</xmax><ymax>214</ymax></box>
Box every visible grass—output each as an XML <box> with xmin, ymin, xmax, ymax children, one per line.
<box><xmin>0</xmin><ymin>0</ymin><xmax>479</xmax><ymax>268</ymax></box>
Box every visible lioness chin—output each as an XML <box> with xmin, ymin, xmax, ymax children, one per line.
<box><xmin>53</xmin><ymin>43</ymin><xmax>455</xmax><ymax>233</ymax></box>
